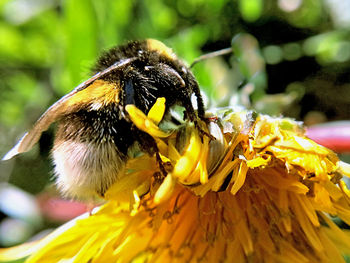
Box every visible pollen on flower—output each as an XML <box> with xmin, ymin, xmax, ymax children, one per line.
<box><xmin>1</xmin><ymin>104</ymin><xmax>350</xmax><ymax>263</ymax></box>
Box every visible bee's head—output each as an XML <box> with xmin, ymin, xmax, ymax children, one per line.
<box><xmin>91</xmin><ymin>40</ymin><xmax>202</xmax><ymax>119</ymax></box>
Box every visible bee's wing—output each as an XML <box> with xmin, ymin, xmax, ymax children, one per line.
<box><xmin>3</xmin><ymin>58</ymin><xmax>137</xmax><ymax>161</ymax></box>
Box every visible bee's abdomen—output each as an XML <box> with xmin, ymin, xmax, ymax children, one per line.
<box><xmin>52</xmin><ymin>139</ymin><xmax>125</xmax><ymax>199</ymax></box>
<box><xmin>52</xmin><ymin>104</ymin><xmax>135</xmax><ymax>199</ymax></box>
<box><xmin>55</xmin><ymin>104</ymin><xmax>135</xmax><ymax>155</ymax></box>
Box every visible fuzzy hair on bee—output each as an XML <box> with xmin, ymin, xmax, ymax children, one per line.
<box><xmin>3</xmin><ymin>39</ymin><xmax>206</xmax><ymax>199</ymax></box>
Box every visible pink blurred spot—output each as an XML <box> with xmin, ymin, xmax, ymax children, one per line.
<box><xmin>37</xmin><ymin>194</ymin><xmax>88</xmax><ymax>222</ymax></box>
<box><xmin>306</xmin><ymin>122</ymin><xmax>350</xmax><ymax>153</ymax></box>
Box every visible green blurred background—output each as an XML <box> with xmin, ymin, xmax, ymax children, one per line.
<box><xmin>0</xmin><ymin>0</ymin><xmax>350</xmax><ymax>249</ymax></box>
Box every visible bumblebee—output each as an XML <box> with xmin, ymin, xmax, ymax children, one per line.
<box><xmin>3</xmin><ymin>39</ymin><xmax>206</xmax><ymax>199</ymax></box>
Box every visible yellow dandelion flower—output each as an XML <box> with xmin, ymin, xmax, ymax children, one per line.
<box><xmin>1</xmin><ymin>102</ymin><xmax>350</xmax><ymax>263</ymax></box>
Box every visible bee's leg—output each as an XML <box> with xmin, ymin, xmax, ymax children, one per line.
<box><xmin>134</xmin><ymin>129</ymin><xmax>169</xmax><ymax>176</ymax></box>
<box><xmin>181</xmin><ymin>94</ymin><xmax>216</xmax><ymax>141</ymax></box>
<box><xmin>155</xmin><ymin>151</ymin><xmax>168</xmax><ymax>176</ymax></box>
<box><xmin>148</xmin><ymin>141</ymin><xmax>171</xmax><ymax>177</ymax></box>
<box><xmin>194</xmin><ymin>119</ymin><xmax>216</xmax><ymax>141</ymax></box>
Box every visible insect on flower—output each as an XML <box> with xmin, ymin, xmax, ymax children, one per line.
<box><xmin>2</xmin><ymin>39</ymin><xmax>207</xmax><ymax>199</ymax></box>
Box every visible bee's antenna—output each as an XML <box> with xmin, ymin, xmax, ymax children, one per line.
<box><xmin>190</xmin><ymin>47</ymin><xmax>232</xmax><ymax>68</ymax></box>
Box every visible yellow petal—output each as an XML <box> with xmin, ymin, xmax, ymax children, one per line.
<box><xmin>0</xmin><ymin>241</ymin><xmax>39</xmax><ymax>261</ymax></box>
<box><xmin>147</xmin><ymin>97</ymin><xmax>166</xmax><ymax>125</ymax></box>
<box><xmin>154</xmin><ymin>173</ymin><xmax>176</xmax><ymax>204</ymax></box>
<box><xmin>125</xmin><ymin>104</ymin><xmax>170</xmax><ymax>138</ymax></box>
<box><xmin>230</xmin><ymin>161</ymin><xmax>248</xmax><ymax>195</ymax></box>
<box><xmin>172</xmin><ymin>130</ymin><xmax>202</xmax><ymax>184</ymax></box>
<box><xmin>339</xmin><ymin>161</ymin><xmax>350</xmax><ymax>178</ymax></box>
<box><xmin>246</xmin><ymin>155</ymin><xmax>271</xmax><ymax>168</ymax></box>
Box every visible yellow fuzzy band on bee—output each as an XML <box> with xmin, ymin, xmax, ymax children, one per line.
<box><xmin>65</xmin><ymin>80</ymin><xmax>120</xmax><ymax>108</ymax></box>
<box><xmin>146</xmin><ymin>39</ymin><xmax>176</xmax><ymax>60</ymax></box>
